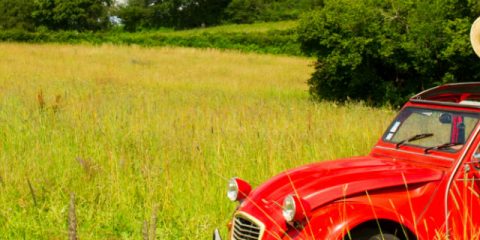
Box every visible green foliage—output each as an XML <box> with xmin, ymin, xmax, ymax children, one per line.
<box><xmin>141</xmin><ymin>29</ymin><xmax>301</xmax><ymax>55</ymax></box>
<box><xmin>298</xmin><ymin>0</ymin><xmax>480</xmax><ymax>106</ymax></box>
<box><xmin>117</xmin><ymin>0</ymin><xmax>322</xmax><ymax>30</ymax></box>
<box><xmin>33</xmin><ymin>0</ymin><xmax>112</xmax><ymax>31</ymax></box>
<box><xmin>0</xmin><ymin>0</ymin><xmax>35</xmax><ymax>31</ymax></box>
<box><xmin>0</xmin><ymin>21</ymin><xmax>303</xmax><ymax>56</ymax></box>
<box><xmin>0</xmin><ymin>0</ymin><xmax>319</xmax><ymax>32</ymax></box>
<box><xmin>117</xmin><ymin>0</ymin><xmax>231</xmax><ymax>30</ymax></box>
<box><xmin>116</xmin><ymin>5</ymin><xmax>154</xmax><ymax>31</ymax></box>
<box><xmin>0</xmin><ymin>0</ymin><xmax>112</xmax><ymax>32</ymax></box>
<box><xmin>224</xmin><ymin>0</ymin><xmax>323</xmax><ymax>24</ymax></box>
<box><xmin>117</xmin><ymin>0</ymin><xmax>175</xmax><ymax>31</ymax></box>
<box><xmin>174</xmin><ymin>0</ymin><xmax>232</xmax><ymax>28</ymax></box>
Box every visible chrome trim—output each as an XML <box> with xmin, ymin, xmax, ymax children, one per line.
<box><xmin>231</xmin><ymin>211</ymin><xmax>265</xmax><ymax>240</ymax></box>
<box><xmin>444</xmin><ymin>123</ymin><xmax>480</xmax><ymax>239</ymax></box>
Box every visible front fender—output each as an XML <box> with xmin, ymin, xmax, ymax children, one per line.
<box><xmin>282</xmin><ymin>202</ymin><xmax>418</xmax><ymax>240</ymax></box>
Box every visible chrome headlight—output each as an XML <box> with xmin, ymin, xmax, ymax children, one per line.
<box><xmin>282</xmin><ymin>195</ymin><xmax>296</xmax><ymax>222</ymax></box>
<box><xmin>282</xmin><ymin>194</ymin><xmax>312</xmax><ymax>223</ymax></box>
<box><xmin>227</xmin><ymin>177</ymin><xmax>252</xmax><ymax>202</ymax></box>
<box><xmin>227</xmin><ymin>178</ymin><xmax>239</xmax><ymax>201</ymax></box>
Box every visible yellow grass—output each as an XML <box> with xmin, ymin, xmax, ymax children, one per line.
<box><xmin>0</xmin><ymin>43</ymin><xmax>395</xmax><ymax>239</ymax></box>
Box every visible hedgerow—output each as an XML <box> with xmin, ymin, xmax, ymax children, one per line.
<box><xmin>0</xmin><ymin>28</ymin><xmax>302</xmax><ymax>56</ymax></box>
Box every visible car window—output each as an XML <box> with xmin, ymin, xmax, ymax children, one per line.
<box><xmin>383</xmin><ymin>107</ymin><xmax>480</xmax><ymax>152</ymax></box>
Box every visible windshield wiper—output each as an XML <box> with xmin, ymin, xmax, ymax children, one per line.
<box><xmin>424</xmin><ymin>142</ymin><xmax>463</xmax><ymax>154</ymax></box>
<box><xmin>395</xmin><ymin>133</ymin><xmax>434</xmax><ymax>149</ymax></box>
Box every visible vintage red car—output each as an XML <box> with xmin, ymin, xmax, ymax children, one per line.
<box><xmin>214</xmin><ymin>82</ymin><xmax>480</xmax><ymax>240</ymax></box>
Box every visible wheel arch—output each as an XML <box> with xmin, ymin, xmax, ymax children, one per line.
<box><xmin>345</xmin><ymin>218</ymin><xmax>417</xmax><ymax>240</ymax></box>
<box><xmin>297</xmin><ymin>202</ymin><xmax>419</xmax><ymax>240</ymax></box>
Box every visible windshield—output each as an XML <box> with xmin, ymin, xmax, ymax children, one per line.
<box><xmin>383</xmin><ymin>107</ymin><xmax>480</xmax><ymax>152</ymax></box>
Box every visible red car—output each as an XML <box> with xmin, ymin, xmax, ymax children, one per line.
<box><xmin>214</xmin><ymin>82</ymin><xmax>480</xmax><ymax>240</ymax></box>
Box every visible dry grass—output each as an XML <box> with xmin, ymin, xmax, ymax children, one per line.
<box><xmin>0</xmin><ymin>43</ymin><xmax>395</xmax><ymax>239</ymax></box>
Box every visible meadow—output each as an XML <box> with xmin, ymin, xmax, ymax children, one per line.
<box><xmin>0</xmin><ymin>43</ymin><xmax>395</xmax><ymax>239</ymax></box>
<box><xmin>0</xmin><ymin>21</ymin><xmax>302</xmax><ymax>56</ymax></box>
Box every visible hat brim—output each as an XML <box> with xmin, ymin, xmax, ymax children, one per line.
<box><xmin>471</xmin><ymin>17</ymin><xmax>480</xmax><ymax>58</ymax></box>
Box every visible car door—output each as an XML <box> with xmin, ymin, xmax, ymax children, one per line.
<box><xmin>448</xmin><ymin>142</ymin><xmax>480</xmax><ymax>239</ymax></box>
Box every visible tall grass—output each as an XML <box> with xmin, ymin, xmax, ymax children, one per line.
<box><xmin>0</xmin><ymin>43</ymin><xmax>395</xmax><ymax>239</ymax></box>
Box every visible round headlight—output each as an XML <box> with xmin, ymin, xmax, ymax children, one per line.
<box><xmin>227</xmin><ymin>178</ymin><xmax>252</xmax><ymax>202</ymax></box>
<box><xmin>282</xmin><ymin>195</ymin><xmax>296</xmax><ymax>222</ymax></box>
<box><xmin>282</xmin><ymin>194</ymin><xmax>312</xmax><ymax>223</ymax></box>
<box><xmin>227</xmin><ymin>178</ymin><xmax>239</xmax><ymax>201</ymax></box>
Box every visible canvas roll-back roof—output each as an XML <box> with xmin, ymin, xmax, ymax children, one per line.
<box><xmin>410</xmin><ymin>82</ymin><xmax>480</xmax><ymax>108</ymax></box>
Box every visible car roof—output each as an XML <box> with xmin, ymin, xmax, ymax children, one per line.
<box><xmin>410</xmin><ymin>82</ymin><xmax>480</xmax><ymax>108</ymax></box>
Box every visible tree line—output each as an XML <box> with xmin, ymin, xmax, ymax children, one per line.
<box><xmin>0</xmin><ymin>0</ymin><xmax>112</xmax><ymax>31</ymax></box>
<box><xmin>0</xmin><ymin>0</ymin><xmax>323</xmax><ymax>32</ymax></box>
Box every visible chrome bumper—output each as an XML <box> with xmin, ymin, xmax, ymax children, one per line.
<box><xmin>213</xmin><ymin>228</ymin><xmax>223</xmax><ymax>240</ymax></box>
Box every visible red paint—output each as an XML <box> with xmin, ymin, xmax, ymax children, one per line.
<box><xmin>235</xmin><ymin>178</ymin><xmax>253</xmax><ymax>201</ymax></box>
<box><xmin>223</xmin><ymin>83</ymin><xmax>480</xmax><ymax>240</ymax></box>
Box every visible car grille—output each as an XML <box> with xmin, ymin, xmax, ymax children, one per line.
<box><xmin>232</xmin><ymin>215</ymin><xmax>262</xmax><ymax>240</ymax></box>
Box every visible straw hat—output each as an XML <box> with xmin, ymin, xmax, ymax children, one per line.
<box><xmin>471</xmin><ymin>17</ymin><xmax>480</xmax><ymax>58</ymax></box>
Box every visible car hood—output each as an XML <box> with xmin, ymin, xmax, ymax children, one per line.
<box><xmin>237</xmin><ymin>156</ymin><xmax>444</xmax><ymax>237</ymax></box>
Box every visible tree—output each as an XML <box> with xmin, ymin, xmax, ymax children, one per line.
<box><xmin>33</xmin><ymin>0</ymin><xmax>113</xmax><ymax>31</ymax></box>
<box><xmin>116</xmin><ymin>4</ymin><xmax>153</xmax><ymax>31</ymax></box>
<box><xmin>0</xmin><ymin>0</ymin><xmax>35</xmax><ymax>31</ymax></box>
<box><xmin>117</xmin><ymin>0</ymin><xmax>170</xmax><ymax>31</ymax></box>
<box><xmin>118</xmin><ymin>0</ymin><xmax>231</xmax><ymax>30</ymax></box>
<box><xmin>173</xmin><ymin>0</ymin><xmax>231</xmax><ymax>28</ymax></box>
<box><xmin>224</xmin><ymin>0</ymin><xmax>264</xmax><ymax>23</ymax></box>
<box><xmin>224</xmin><ymin>0</ymin><xmax>323</xmax><ymax>24</ymax></box>
<box><xmin>298</xmin><ymin>0</ymin><xmax>480</xmax><ymax>106</ymax></box>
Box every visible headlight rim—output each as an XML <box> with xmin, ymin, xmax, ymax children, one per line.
<box><xmin>227</xmin><ymin>177</ymin><xmax>252</xmax><ymax>202</ymax></box>
<box><xmin>282</xmin><ymin>194</ymin><xmax>297</xmax><ymax>222</ymax></box>
<box><xmin>282</xmin><ymin>194</ymin><xmax>312</xmax><ymax>223</ymax></box>
<box><xmin>227</xmin><ymin>178</ymin><xmax>239</xmax><ymax>202</ymax></box>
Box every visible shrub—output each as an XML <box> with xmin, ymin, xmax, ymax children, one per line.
<box><xmin>224</xmin><ymin>0</ymin><xmax>323</xmax><ymax>24</ymax></box>
<box><xmin>298</xmin><ymin>0</ymin><xmax>480</xmax><ymax>106</ymax></box>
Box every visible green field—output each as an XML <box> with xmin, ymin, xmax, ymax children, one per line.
<box><xmin>156</xmin><ymin>21</ymin><xmax>298</xmax><ymax>35</ymax></box>
<box><xmin>0</xmin><ymin>21</ymin><xmax>302</xmax><ymax>56</ymax></box>
<box><xmin>0</xmin><ymin>43</ymin><xmax>395</xmax><ymax>239</ymax></box>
